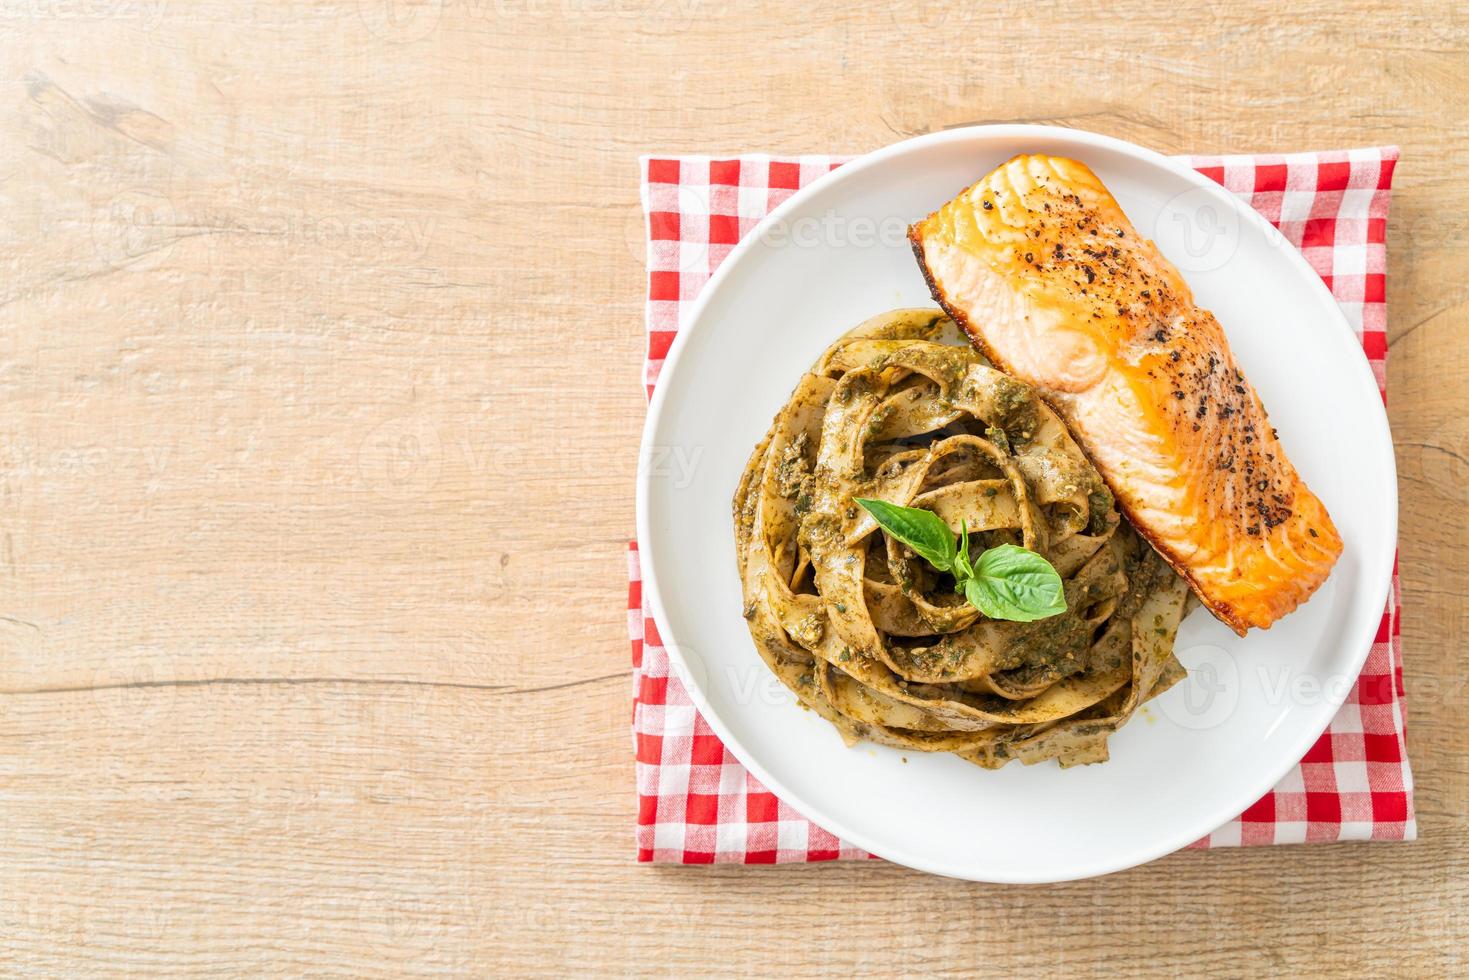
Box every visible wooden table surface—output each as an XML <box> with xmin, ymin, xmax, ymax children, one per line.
<box><xmin>1</xmin><ymin>1</ymin><xmax>1465</xmax><ymax>975</ymax></box>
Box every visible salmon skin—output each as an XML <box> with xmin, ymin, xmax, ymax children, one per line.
<box><xmin>909</xmin><ymin>154</ymin><xmax>1342</xmax><ymax>634</ymax></box>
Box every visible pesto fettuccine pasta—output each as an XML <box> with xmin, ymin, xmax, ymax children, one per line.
<box><xmin>733</xmin><ymin>309</ymin><xmax>1191</xmax><ymax>769</ymax></box>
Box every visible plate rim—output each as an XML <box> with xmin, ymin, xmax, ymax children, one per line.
<box><xmin>634</xmin><ymin>124</ymin><xmax>1398</xmax><ymax>882</ymax></box>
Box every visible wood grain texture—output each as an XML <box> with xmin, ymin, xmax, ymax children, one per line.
<box><xmin>0</xmin><ymin>1</ymin><xmax>1465</xmax><ymax>975</ymax></box>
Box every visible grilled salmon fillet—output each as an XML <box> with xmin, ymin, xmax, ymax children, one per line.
<box><xmin>910</xmin><ymin>154</ymin><xmax>1342</xmax><ymax>634</ymax></box>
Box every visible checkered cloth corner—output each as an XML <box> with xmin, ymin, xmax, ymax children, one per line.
<box><xmin>631</xmin><ymin>147</ymin><xmax>1413</xmax><ymax>864</ymax></box>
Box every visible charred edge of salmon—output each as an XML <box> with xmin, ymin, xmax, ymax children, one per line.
<box><xmin>908</xmin><ymin>227</ymin><xmax>1009</xmax><ymax>376</ymax></box>
<box><xmin>1108</xmin><ymin>507</ymin><xmax>1255</xmax><ymax>638</ymax></box>
<box><xmin>910</xmin><ymin>222</ymin><xmax>1262</xmax><ymax>637</ymax></box>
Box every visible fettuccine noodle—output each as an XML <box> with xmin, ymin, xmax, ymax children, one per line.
<box><xmin>733</xmin><ymin>309</ymin><xmax>1191</xmax><ymax>768</ymax></box>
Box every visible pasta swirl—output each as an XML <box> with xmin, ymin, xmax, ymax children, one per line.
<box><xmin>733</xmin><ymin>309</ymin><xmax>1191</xmax><ymax>768</ymax></box>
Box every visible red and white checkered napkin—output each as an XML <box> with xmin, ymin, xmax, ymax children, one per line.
<box><xmin>629</xmin><ymin>148</ymin><xmax>1414</xmax><ymax>864</ymax></box>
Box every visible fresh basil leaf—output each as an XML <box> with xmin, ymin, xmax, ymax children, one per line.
<box><xmin>962</xmin><ymin>544</ymin><xmax>1067</xmax><ymax>622</ymax></box>
<box><xmin>854</xmin><ymin>498</ymin><xmax>956</xmax><ymax>572</ymax></box>
<box><xmin>953</xmin><ymin>521</ymin><xmax>975</xmax><ymax>589</ymax></box>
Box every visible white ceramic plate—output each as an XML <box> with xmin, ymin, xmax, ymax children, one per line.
<box><xmin>635</xmin><ymin>125</ymin><xmax>1396</xmax><ymax>882</ymax></box>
